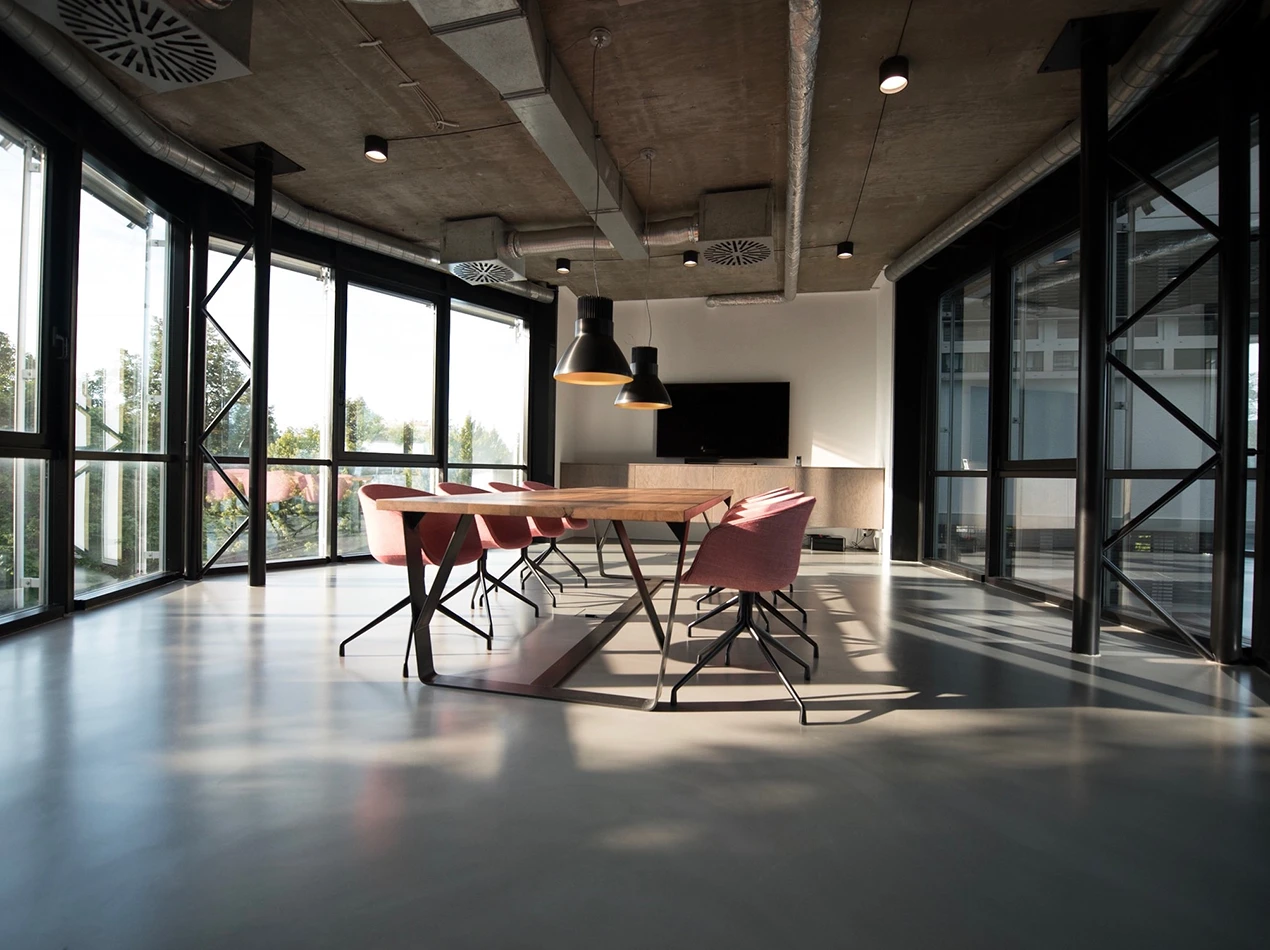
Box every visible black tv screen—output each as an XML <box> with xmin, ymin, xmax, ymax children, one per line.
<box><xmin>656</xmin><ymin>383</ymin><xmax>790</xmax><ymax>460</ymax></box>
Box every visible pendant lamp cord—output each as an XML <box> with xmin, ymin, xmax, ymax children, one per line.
<box><xmin>590</xmin><ymin>43</ymin><xmax>602</xmax><ymax>298</ymax></box>
<box><xmin>643</xmin><ymin>154</ymin><xmax>655</xmax><ymax>346</ymax></box>
<box><xmin>847</xmin><ymin>0</ymin><xmax>914</xmax><ymax>242</ymax></box>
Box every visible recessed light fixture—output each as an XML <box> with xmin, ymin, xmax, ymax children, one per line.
<box><xmin>836</xmin><ymin>241</ymin><xmax>855</xmax><ymax>260</ymax></box>
<box><xmin>364</xmin><ymin>134</ymin><xmax>388</xmax><ymax>163</ymax></box>
<box><xmin>879</xmin><ymin>55</ymin><xmax>909</xmax><ymax>94</ymax></box>
<box><xmin>556</xmin><ymin>258</ymin><xmax>571</xmax><ymax>275</ymax></box>
<box><xmin>682</xmin><ymin>250</ymin><xmax>699</xmax><ymax>268</ymax></box>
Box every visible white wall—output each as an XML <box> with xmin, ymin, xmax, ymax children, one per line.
<box><xmin>554</xmin><ymin>281</ymin><xmax>896</xmax><ymax>543</ymax></box>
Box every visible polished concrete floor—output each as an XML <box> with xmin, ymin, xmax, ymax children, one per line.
<box><xmin>1</xmin><ymin>545</ymin><xmax>1267</xmax><ymax>949</ymax></box>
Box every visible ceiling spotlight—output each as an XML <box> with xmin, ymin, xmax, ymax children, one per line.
<box><xmin>364</xmin><ymin>134</ymin><xmax>388</xmax><ymax>163</ymax></box>
<box><xmin>836</xmin><ymin>241</ymin><xmax>855</xmax><ymax>260</ymax></box>
<box><xmin>682</xmin><ymin>250</ymin><xmax>699</xmax><ymax>268</ymax></box>
<box><xmin>556</xmin><ymin>258</ymin><xmax>571</xmax><ymax>275</ymax></box>
<box><xmin>879</xmin><ymin>55</ymin><xmax>909</xmax><ymax>94</ymax></box>
<box><xmin>1054</xmin><ymin>248</ymin><xmax>1073</xmax><ymax>265</ymax></box>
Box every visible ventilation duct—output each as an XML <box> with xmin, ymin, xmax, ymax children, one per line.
<box><xmin>706</xmin><ymin>0</ymin><xmax>820</xmax><ymax>307</ymax></box>
<box><xmin>15</xmin><ymin>0</ymin><xmax>252</xmax><ymax>91</ymax></box>
<box><xmin>884</xmin><ymin>0</ymin><xmax>1234</xmax><ymax>282</ymax></box>
<box><xmin>442</xmin><ymin>216</ymin><xmax>526</xmax><ymax>285</ymax></box>
<box><xmin>0</xmin><ymin>0</ymin><xmax>554</xmax><ymax>302</ymax></box>
<box><xmin>406</xmin><ymin>0</ymin><xmax>649</xmax><ymax>261</ymax></box>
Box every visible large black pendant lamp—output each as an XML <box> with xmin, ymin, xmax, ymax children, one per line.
<box><xmin>553</xmin><ymin>295</ymin><xmax>633</xmax><ymax>385</ymax></box>
<box><xmin>615</xmin><ymin>346</ymin><xmax>672</xmax><ymax>409</ymax></box>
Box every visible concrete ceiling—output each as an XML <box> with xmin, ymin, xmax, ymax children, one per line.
<box><xmin>123</xmin><ymin>0</ymin><xmax>1159</xmax><ymax>300</ymax></box>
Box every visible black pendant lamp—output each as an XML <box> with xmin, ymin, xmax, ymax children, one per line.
<box><xmin>615</xmin><ymin>346</ymin><xmax>672</xmax><ymax>410</ymax></box>
<box><xmin>553</xmin><ymin>295</ymin><xmax>633</xmax><ymax>385</ymax></box>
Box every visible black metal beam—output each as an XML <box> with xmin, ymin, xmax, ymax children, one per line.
<box><xmin>1210</xmin><ymin>19</ymin><xmax>1252</xmax><ymax>663</ymax></box>
<box><xmin>185</xmin><ymin>205</ymin><xmax>209</xmax><ymax>578</ymax></box>
<box><xmin>1254</xmin><ymin>33</ymin><xmax>1270</xmax><ymax>664</ymax></box>
<box><xmin>248</xmin><ymin>146</ymin><xmax>273</xmax><ymax>587</ymax></box>
<box><xmin>986</xmin><ymin>243</ymin><xmax>1013</xmax><ymax>578</ymax></box>
<box><xmin>1072</xmin><ymin>33</ymin><xmax>1110</xmax><ymax>656</ymax></box>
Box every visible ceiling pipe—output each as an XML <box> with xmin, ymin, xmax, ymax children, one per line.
<box><xmin>885</xmin><ymin>0</ymin><xmax>1233</xmax><ymax>283</ymax></box>
<box><xmin>706</xmin><ymin>0</ymin><xmax>820</xmax><ymax>308</ymax></box>
<box><xmin>0</xmin><ymin>0</ymin><xmax>555</xmax><ymax>304</ymax></box>
<box><xmin>504</xmin><ymin>215</ymin><xmax>698</xmax><ymax>258</ymax></box>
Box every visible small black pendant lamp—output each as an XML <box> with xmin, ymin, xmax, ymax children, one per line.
<box><xmin>553</xmin><ymin>295</ymin><xmax>633</xmax><ymax>385</ymax></box>
<box><xmin>615</xmin><ymin>346</ymin><xmax>672</xmax><ymax>409</ymax></box>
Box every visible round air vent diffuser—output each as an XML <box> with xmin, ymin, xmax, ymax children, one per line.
<box><xmin>451</xmin><ymin>260</ymin><xmax>518</xmax><ymax>285</ymax></box>
<box><xmin>703</xmin><ymin>239</ymin><xmax>772</xmax><ymax>267</ymax></box>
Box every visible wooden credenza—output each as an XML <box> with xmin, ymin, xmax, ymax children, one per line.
<box><xmin>559</xmin><ymin>462</ymin><xmax>884</xmax><ymax>530</ymax></box>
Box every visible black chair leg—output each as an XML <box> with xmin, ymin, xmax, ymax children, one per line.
<box><xmin>695</xmin><ymin>586</ymin><xmax>724</xmax><ymax>610</ymax></box>
<box><xmin>341</xmin><ymin>595</ymin><xmax>410</xmax><ymax>656</ymax></box>
<box><xmin>754</xmin><ymin>626</ymin><xmax>811</xmax><ymax>681</ymax></box>
<box><xmin>773</xmin><ymin>587</ymin><xmax>808</xmax><ymax>626</ymax></box>
<box><xmin>757</xmin><ymin>594</ymin><xmax>819</xmax><ymax>657</ymax></box>
<box><xmin>544</xmin><ymin>541</ymin><xmax>589</xmax><ymax>587</ymax></box>
<box><xmin>522</xmin><ymin>558</ymin><xmax>559</xmax><ymax>608</ymax></box>
<box><xmin>489</xmin><ymin>571</ymin><xmax>541</xmax><ymax>617</ymax></box>
<box><xmin>670</xmin><ymin>619</ymin><xmax>745</xmax><ymax>707</ymax></box>
<box><xmin>686</xmin><ymin>595</ymin><xmax>738</xmax><ymax>637</ymax></box>
<box><xmin>439</xmin><ymin>604</ymin><xmax>494</xmax><ymax>649</ymax></box>
<box><xmin>746</xmin><ymin>622</ymin><xmax>809</xmax><ymax>724</ymax></box>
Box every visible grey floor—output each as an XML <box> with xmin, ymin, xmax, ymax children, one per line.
<box><xmin>1</xmin><ymin>545</ymin><xmax>1267</xmax><ymax>949</ymax></box>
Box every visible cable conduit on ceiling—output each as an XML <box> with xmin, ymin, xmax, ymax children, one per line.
<box><xmin>0</xmin><ymin>0</ymin><xmax>556</xmax><ymax>303</ymax></box>
<box><xmin>706</xmin><ymin>0</ymin><xmax>821</xmax><ymax>308</ymax></box>
<box><xmin>883</xmin><ymin>0</ymin><xmax>1234</xmax><ymax>283</ymax></box>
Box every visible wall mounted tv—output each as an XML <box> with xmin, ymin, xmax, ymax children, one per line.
<box><xmin>656</xmin><ymin>382</ymin><xmax>790</xmax><ymax>460</ymax></box>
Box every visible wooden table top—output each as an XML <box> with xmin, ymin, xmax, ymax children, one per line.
<box><xmin>373</xmin><ymin>487</ymin><xmax>733</xmax><ymax>524</ymax></box>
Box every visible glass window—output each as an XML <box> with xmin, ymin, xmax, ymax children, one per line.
<box><xmin>0</xmin><ymin>118</ymin><xmax>43</xmax><ymax>433</ymax></box>
<box><xmin>73</xmin><ymin>460</ymin><xmax>165</xmax><ymax>594</ymax></box>
<box><xmin>268</xmin><ymin>261</ymin><xmax>333</xmax><ymax>459</ymax></box>
<box><xmin>344</xmin><ymin>284</ymin><xmax>436</xmax><ymax>455</ymax></box>
<box><xmin>75</xmin><ymin>163</ymin><xmax>172</xmax><ymax>596</ymax></box>
<box><xmin>933</xmin><ymin>476</ymin><xmax>987</xmax><ymax>571</ymax></box>
<box><xmin>0</xmin><ymin>457</ymin><xmax>45</xmax><ymax>614</ymax></box>
<box><xmin>337</xmin><ymin>465</ymin><xmax>440</xmax><ymax>556</ymax></box>
<box><xmin>1010</xmin><ymin>235</ymin><xmax>1079</xmax><ymax>460</ymax></box>
<box><xmin>935</xmin><ymin>272</ymin><xmax>990</xmax><ymax>472</ymax></box>
<box><xmin>448</xmin><ymin>304</ymin><xmax>529</xmax><ymax>468</ymax></box>
<box><xmin>1003</xmin><ymin>477</ymin><xmax>1075</xmax><ymax>594</ymax></box>
<box><xmin>76</xmin><ymin>165</ymin><xmax>168</xmax><ymax>454</ymax></box>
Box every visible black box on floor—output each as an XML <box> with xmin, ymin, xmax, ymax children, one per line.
<box><xmin>807</xmin><ymin>534</ymin><xmax>846</xmax><ymax>552</ymax></box>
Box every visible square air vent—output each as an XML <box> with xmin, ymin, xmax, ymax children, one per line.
<box><xmin>698</xmin><ymin>188</ymin><xmax>774</xmax><ymax>267</ymax></box>
<box><xmin>440</xmin><ymin>216</ymin><xmax>526</xmax><ymax>286</ymax></box>
<box><xmin>17</xmin><ymin>0</ymin><xmax>252</xmax><ymax>92</ymax></box>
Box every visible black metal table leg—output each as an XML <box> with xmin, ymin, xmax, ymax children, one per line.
<box><xmin>404</xmin><ymin>512</ymin><xmax>475</xmax><ymax>682</ymax></box>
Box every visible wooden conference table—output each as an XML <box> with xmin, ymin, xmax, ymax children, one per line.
<box><xmin>373</xmin><ymin>487</ymin><xmax>732</xmax><ymax>710</ymax></box>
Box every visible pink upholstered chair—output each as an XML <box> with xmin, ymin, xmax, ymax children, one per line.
<box><xmin>670</xmin><ymin>493</ymin><xmax>817</xmax><ymax>723</ymax></box>
<box><xmin>523</xmin><ymin>480</ymin><xmax>590</xmax><ymax>587</ymax></box>
<box><xmin>438</xmin><ymin>482</ymin><xmax>542</xmax><ymax>617</ymax></box>
<box><xmin>488</xmin><ymin>482</ymin><xmax>567</xmax><ymax>604</ymax></box>
<box><xmin>340</xmin><ymin>485</ymin><xmax>492</xmax><ymax>676</ymax></box>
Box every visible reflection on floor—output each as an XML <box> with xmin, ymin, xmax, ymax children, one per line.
<box><xmin>1</xmin><ymin>545</ymin><xmax>1267</xmax><ymax>949</ymax></box>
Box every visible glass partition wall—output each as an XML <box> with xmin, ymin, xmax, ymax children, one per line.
<box><xmin>922</xmin><ymin>123</ymin><xmax>1262</xmax><ymax>658</ymax></box>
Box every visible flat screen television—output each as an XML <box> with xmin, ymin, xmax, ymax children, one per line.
<box><xmin>656</xmin><ymin>382</ymin><xmax>790</xmax><ymax>460</ymax></box>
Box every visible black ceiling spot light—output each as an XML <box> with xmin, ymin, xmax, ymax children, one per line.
<box><xmin>682</xmin><ymin>250</ymin><xmax>699</xmax><ymax>268</ymax></box>
<box><xmin>615</xmin><ymin>346</ymin><xmax>672</xmax><ymax>410</ymax></box>
<box><xmin>879</xmin><ymin>55</ymin><xmax>909</xmax><ymax>94</ymax></box>
<box><xmin>554</xmin><ymin>295</ymin><xmax>633</xmax><ymax>386</ymax></box>
<box><xmin>556</xmin><ymin>258</ymin><xmax>571</xmax><ymax>275</ymax></box>
<box><xmin>364</xmin><ymin>134</ymin><xmax>388</xmax><ymax>163</ymax></box>
<box><xmin>836</xmin><ymin>241</ymin><xmax>855</xmax><ymax>259</ymax></box>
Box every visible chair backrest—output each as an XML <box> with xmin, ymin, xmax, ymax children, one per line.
<box><xmin>522</xmin><ymin>480</ymin><xmax>588</xmax><ymax>530</ymax></box>
<box><xmin>358</xmin><ymin>484</ymin><xmax>428</xmax><ymax>567</ymax></box>
<box><xmin>437</xmin><ymin>482</ymin><xmax>533</xmax><ymax>550</ymax></box>
<box><xmin>724</xmin><ymin>487</ymin><xmax>801</xmax><ymax>523</ymax></box>
<box><xmin>686</xmin><ymin>494</ymin><xmax>816</xmax><ymax>593</ymax></box>
<box><xmin>357</xmin><ymin>484</ymin><xmax>483</xmax><ymax>568</ymax></box>
<box><xmin>489</xmin><ymin>481</ymin><xmax>566</xmax><ymax>538</ymax></box>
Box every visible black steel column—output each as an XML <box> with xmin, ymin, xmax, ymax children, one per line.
<box><xmin>986</xmin><ymin>244</ymin><xmax>1012</xmax><ymax>579</ymax></box>
<box><xmin>1072</xmin><ymin>34</ymin><xmax>1110</xmax><ymax>655</ymax></box>
<box><xmin>185</xmin><ymin>204</ymin><xmax>208</xmax><ymax>579</ymax></box>
<box><xmin>1254</xmin><ymin>41</ymin><xmax>1269</xmax><ymax>664</ymax></box>
<box><xmin>249</xmin><ymin>146</ymin><xmax>274</xmax><ymax>587</ymax></box>
<box><xmin>1211</xmin><ymin>29</ymin><xmax>1251</xmax><ymax>662</ymax></box>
